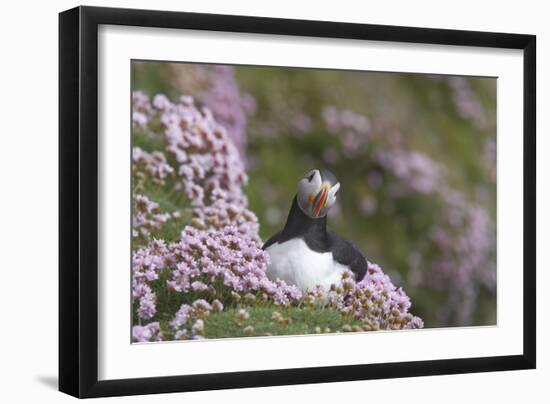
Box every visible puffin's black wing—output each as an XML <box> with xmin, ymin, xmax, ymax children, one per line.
<box><xmin>262</xmin><ymin>231</ymin><xmax>282</xmax><ymax>250</ymax></box>
<box><xmin>327</xmin><ymin>230</ymin><xmax>368</xmax><ymax>282</ymax></box>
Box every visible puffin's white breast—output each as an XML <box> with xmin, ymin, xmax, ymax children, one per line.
<box><xmin>265</xmin><ymin>238</ymin><xmax>348</xmax><ymax>292</ymax></box>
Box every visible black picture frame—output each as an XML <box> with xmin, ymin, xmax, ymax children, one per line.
<box><xmin>59</xmin><ymin>5</ymin><xmax>536</xmax><ymax>398</ymax></box>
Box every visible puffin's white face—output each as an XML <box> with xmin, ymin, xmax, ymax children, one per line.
<box><xmin>296</xmin><ymin>169</ymin><xmax>340</xmax><ymax>218</ymax></box>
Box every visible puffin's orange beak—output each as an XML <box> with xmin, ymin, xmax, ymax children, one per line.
<box><xmin>312</xmin><ymin>183</ymin><xmax>329</xmax><ymax>217</ymax></box>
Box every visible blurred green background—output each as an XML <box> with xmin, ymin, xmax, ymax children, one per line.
<box><xmin>132</xmin><ymin>61</ymin><xmax>497</xmax><ymax>328</ymax></box>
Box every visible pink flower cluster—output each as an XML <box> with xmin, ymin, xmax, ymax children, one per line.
<box><xmin>321</xmin><ymin>106</ymin><xmax>495</xmax><ymax>324</ymax></box>
<box><xmin>377</xmin><ymin>147</ymin><xmax>495</xmax><ymax>323</ymax></box>
<box><xmin>190</xmin><ymin>196</ymin><xmax>260</xmax><ymax>240</ymax></box>
<box><xmin>448</xmin><ymin>77</ymin><xmax>489</xmax><ymax>130</ymax></box>
<box><xmin>152</xmin><ymin>93</ymin><xmax>248</xmax><ymax>206</ymax></box>
<box><xmin>132</xmin><ymin>91</ymin><xmax>153</xmax><ymax>130</ymax></box>
<box><xmin>321</xmin><ymin>264</ymin><xmax>423</xmax><ymax>330</ymax></box>
<box><xmin>374</xmin><ymin>147</ymin><xmax>443</xmax><ymax>195</ymax></box>
<box><xmin>132</xmin><ymin>322</ymin><xmax>162</xmax><ymax>342</ymax></box>
<box><xmin>167</xmin><ymin>225</ymin><xmax>302</xmax><ymax>304</ymax></box>
<box><xmin>131</xmin><ymin>91</ymin><xmax>259</xmax><ymax>238</ymax></box>
<box><xmin>322</xmin><ymin>106</ymin><xmax>371</xmax><ymax>158</ymax></box>
<box><xmin>132</xmin><ymin>147</ymin><xmax>174</xmax><ymax>185</ymax></box>
<box><xmin>132</xmin><ymin>238</ymin><xmax>171</xmax><ymax>321</ymax></box>
<box><xmin>197</xmin><ymin>65</ymin><xmax>256</xmax><ymax>157</ymax></box>
<box><xmin>484</xmin><ymin>139</ymin><xmax>497</xmax><ymax>183</ymax></box>
<box><xmin>132</xmin><ymin>194</ymin><xmax>172</xmax><ymax>242</ymax></box>
<box><xmin>403</xmin><ymin>185</ymin><xmax>496</xmax><ymax>323</ymax></box>
<box><xmin>132</xmin><ymin>225</ymin><xmax>305</xmax><ymax>340</ymax></box>
<box><xmin>429</xmin><ymin>191</ymin><xmax>496</xmax><ymax>323</ymax></box>
<box><xmin>131</xmin><ymin>222</ymin><xmax>423</xmax><ymax>340</ymax></box>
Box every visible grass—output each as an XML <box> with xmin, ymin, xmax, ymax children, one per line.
<box><xmin>139</xmin><ymin>271</ymin><xmax>366</xmax><ymax>339</ymax></box>
<box><xmin>160</xmin><ymin>305</ymin><xmax>366</xmax><ymax>340</ymax></box>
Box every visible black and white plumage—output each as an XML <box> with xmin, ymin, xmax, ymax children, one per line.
<box><xmin>262</xmin><ymin>169</ymin><xmax>368</xmax><ymax>291</ymax></box>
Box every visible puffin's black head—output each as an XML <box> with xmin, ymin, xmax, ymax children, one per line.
<box><xmin>296</xmin><ymin>168</ymin><xmax>340</xmax><ymax>219</ymax></box>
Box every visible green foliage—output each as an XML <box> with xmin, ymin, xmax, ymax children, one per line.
<box><xmin>154</xmin><ymin>305</ymin><xmax>365</xmax><ymax>340</ymax></box>
<box><xmin>201</xmin><ymin>306</ymin><xmax>363</xmax><ymax>339</ymax></box>
<box><xmin>139</xmin><ymin>270</ymin><xmax>366</xmax><ymax>339</ymax></box>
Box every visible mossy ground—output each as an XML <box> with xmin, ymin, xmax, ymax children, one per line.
<box><xmin>160</xmin><ymin>305</ymin><xmax>365</xmax><ymax>340</ymax></box>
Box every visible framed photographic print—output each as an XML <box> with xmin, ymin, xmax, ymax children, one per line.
<box><xmin>59</xmin><ymin>6</ymin><xmax>536</xmax><ymax>398</ymax></box>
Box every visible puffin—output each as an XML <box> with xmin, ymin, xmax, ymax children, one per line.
<box><xmin>262</xmin><ymin>168</ymin><xmax>368</xmax><ymax>292</ymax></box>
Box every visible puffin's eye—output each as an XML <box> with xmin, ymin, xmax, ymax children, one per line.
<box><xmin>307</xmin><ymin>172</ymin><xmax>315</xmax><ymax>182</ymax></box>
